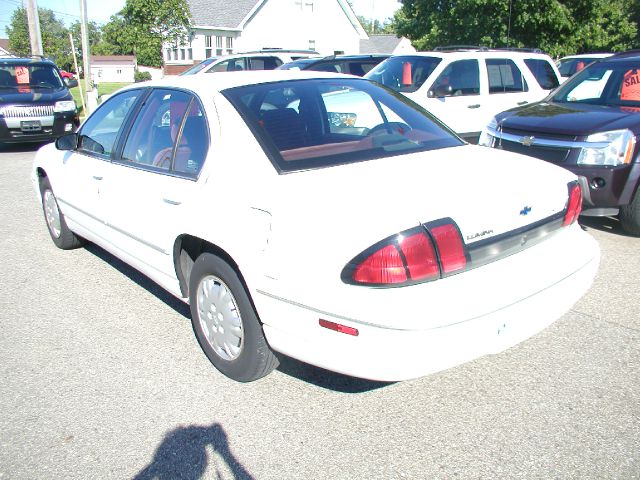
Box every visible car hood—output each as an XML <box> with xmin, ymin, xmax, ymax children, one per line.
<box><xmin>271</xmin><ymin>144</ymin><xmax>575</xmax><ymax>254</ymax></box>
<box><xmin>0</xmin><ymin>86</ymin><xmax>71</xmax><ymax>104</ymax></box>
<box><xmin>498</xmin><ymin>101</ymin><xmax>638</xmax><ymax>136</ymax></box>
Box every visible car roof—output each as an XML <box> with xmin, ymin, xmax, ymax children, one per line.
<box><xmin>559</xmin><ymin>53</ymin><xmax>613</xmax><ymax>60</ymax></box>
<box><xmin>392</xmin><ymin>49</ymin><xmax>552</xmax><ymax>59</ymax></box>
<box><xmin>0</xmin><ymin>57</ymin><xmax>57</xmax><ymax>66</ymax></box>
<box><xmin>122</xmin><ymin>70</ymin><xmax>358</xmax><ymax>95</ymax></box>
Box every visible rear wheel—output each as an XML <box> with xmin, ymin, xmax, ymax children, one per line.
<box><xmin>189</xmin><ymin>253</ymin><xmax>278</xmax><ymax>382</ymax></box>
<box><xmin>40</xmin><ymin>177</ymin><xmax>84</xmax><ymax>249</ymax></box>
<box><xmin>619</xmin><ymin>188</ymin><xmax>640</xmax><ymax>236</ymax></box>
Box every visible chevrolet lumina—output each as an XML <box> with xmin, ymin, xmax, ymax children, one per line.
<box><xmin>31</xmin><ymin>71</ymin><xmax>599</xmax><ymax>382</ymax></box>
<box><xmin>479</xmin><ymin>51</ymin><xmax>640</xmax><ymax>236</ymax></box>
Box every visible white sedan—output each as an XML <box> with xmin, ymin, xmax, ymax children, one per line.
<box><xmin>32</xmin><ymin>71</ymin><xmax>599</xmax><ymax>382</ymax></box>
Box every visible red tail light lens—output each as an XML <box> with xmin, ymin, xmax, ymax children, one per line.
<box><xmin>563</xmin><ymin>182</ymin><xmax>583</xmax><ymax>226</ymax></box>
<box><xmin>353</xmin><ymin>244</ymin><xmax>407</xmax><ymax>284</ymax></box>
<box><xmin>430</xmin><ymin>223</ymin><xmax>467</xmax><ymax>274</ymax></box>
<box><xmin>342</xmin><ymin>220</ymin><xmax>466</xmax><ymax>287</ymax></box>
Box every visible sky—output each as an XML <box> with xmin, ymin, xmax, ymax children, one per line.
<box><xmin>0</xmin><ymin>0</ymin><xmax>401</xmax><ymax>38</ymax></box>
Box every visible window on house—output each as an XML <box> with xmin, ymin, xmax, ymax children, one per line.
<box><xmin>187</xmin><ymin>48</ymin><xmax>193</xmax><ymax>60</ymax></box>
<box><xmin>226</xmin><ymin>37</ymin><xmax>233</xmax><ymax>54</ymax></box>
<box><xmin>180</xmin><ymin>49</ymin><xmax>185</xmax><ymax>60</ymax></box>
<box><xmin>216</xmin><ymin>36</ymin><xmax>223</xmax><ymax>56</ymax></box>
<box><xmin>309</xmin><ymin>40</ymin><xmax>316</xmax><ymax>51</ymax></box>
<box><xmin>205</xmin><ymin>36</ymin><xmax>213</xmax><ymax>58</ymax></box>
<box><xmin>117</xmin><ymin>69</ymin><xmax>122</xmax><ymax>74</ymax></box>
<box><xmin>173</xmin><ymin>48</ymin><xmax>178</xmax><ymax>60</ymax></box>
<box><xmin>166</xmin><ymin>48</ymin><xmax>172</xmax><ymax>61</ymax></box>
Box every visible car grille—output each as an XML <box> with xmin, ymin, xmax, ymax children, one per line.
<box><xmin>0</xmin><ymin>105</ymin><xmax>55</xmax><ymax>118</ymax></box>
<box><xmin>496</xmin><ymin>128</ymin><xmax>577</xmax><ymax>163</ymax></box>
<box><xmin>499</xmin><ymin>140</ymin><xmax>572</xmax><ymax>163</ymax></box>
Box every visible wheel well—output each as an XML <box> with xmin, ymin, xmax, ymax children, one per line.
<box><xmin>36</xmin><ymin>167</ymin><xmax>48</xmax><ymax>191</ymax></box>
<box><xmin>173</xmin><ymin>235</ymin><xmax>240</xmax><ymax>298</ymax></box>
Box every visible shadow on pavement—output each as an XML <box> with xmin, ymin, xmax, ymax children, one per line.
<box><xmin>84</xmin><ymin>243</ymin><xmax>392</xmax><ymax>392</ymax></box>
<box><xmin>579</xmin><ymin>215</ymin><xmax>636</xmax><ymax>237</ymax></box>
<box><xmin>0</xmin><ymin>142</ymin><xmax>48</xmax><ymax>153</ymax></box>
<box><xmin>84</xmin><ymin>242</ymin><xmax>191</xmax><ymax>319</ymax></box>
<box><xmin>276</xmin><ymin>355</ymin><xmax>393</xmax><ymax>393</ymax></box>
<box><xmin>133</xmin><ymin>423</ymin><xmax>254</xmax><ymax>480</ymax></box>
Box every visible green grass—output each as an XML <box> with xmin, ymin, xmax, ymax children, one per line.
<box><xmin>70</xmin><ymin>82</ymin><xmax>132</xmax><ymax>119</ymax></box>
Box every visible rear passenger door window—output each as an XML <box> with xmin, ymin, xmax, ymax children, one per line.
<box><xmin>121</xmin><ymin>89</ymin><xmax>208</xmax><ymax>177</ymax></box>
<box><xmin>486</xmin><ymin>59</ymin><xmax>528</xmax><ymax>93</ymax></box>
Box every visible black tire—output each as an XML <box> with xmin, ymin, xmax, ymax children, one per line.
<box><xmin>619</xmin><ymin>188</ymin><xmax>640</xmax><ymax>236</ymax></box>
<box><xmin>189</xmin><ymin>253</ymin><xmax>279</xmax><ymax>382</ymax></box>
<box><xmin>40</xmin><ymin>177</ymin><xmax>85</xmax><ymax>249</ymax></box>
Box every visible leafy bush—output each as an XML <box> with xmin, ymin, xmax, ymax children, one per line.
<box><xmin>134</xmin><ymin>70</ymin><xmax>152</xmax><ymax>83</ymax></box>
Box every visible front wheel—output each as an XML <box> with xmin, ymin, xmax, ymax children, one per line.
<box><xmin>40</xmin><ymin>177</ymin><xmax>84</xmax><ymax>249</ymax></box>
<box><xmin>189</xmin><ymin>253</ymin><xmax>279</xmax><ymax>382</ymax></box>
<box><xmin>619</xmin><ymin>188</ymin><xmax>640</xmax><ymax>236</ymax></box>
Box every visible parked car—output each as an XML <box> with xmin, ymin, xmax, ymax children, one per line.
<box><xmin>278</xmin><ymin>54</ymin><xmax>389</xmax><ymax>76</ymax></box>
<box><xmin>181</xmin><ymin>50</ymin><xmax>319</xmax><ymax>75</ymax></box>
<box><xmin>557</xmin><ymin>53</ymin><xmax>612</xmax><ymax>82</ymax></box>
<box><xmin>0</xmin><ymin>57</ymin><xmax>79</xmax><ymax>146</ymax></box>
<box><xmin>32</xmin><ymin>71</ymin><xmax>599</xmax><ymax>382</ymax></box>
<box><xmin>478</xmin><ymin>51</ymin><xmax>640</xmax><ymax>235</ymax></box>
<box><xmin>365</xmin><ymin>47</ymin><xmax>561</xmax><ymax>142</ymax></box>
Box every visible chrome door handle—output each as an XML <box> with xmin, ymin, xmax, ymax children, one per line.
<box><xmin>93</xmin><ymin>175</ymin><xmax>103</xmax><ymax>180</ymax></box>
<box><xmin>467</xmin><ymin>104</ymin><xmax>481</xmax><ymax>109</ymax></box>
<box><xmin>163</xmin><ymin>198</ymin><xmax>181</xmax><ymax>206</ymax></box>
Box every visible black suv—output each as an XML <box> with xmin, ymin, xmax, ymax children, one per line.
<box><xmin>278</xmin><ymin>54</ymin><xmax>389</xmax><ymax>76</ymax></box>
<box><xmin>0</xmin><ymin>57</ymin><xmax>79</xmax><ymax>145</ymax></box>
<box><xmin>479</xmin><ymin>51</ymin><xmax>640</xmax><ymax>235</ymax></box>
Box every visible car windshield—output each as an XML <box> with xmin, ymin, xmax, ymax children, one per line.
<box><xmin>180</xmin><ymin>58</ymin><xmax>219</xmax><ymax>75</ymax></box>
<box><xmin>365</xmin><ymin>56</ymin><xmax>442</xmax><ymax>93</ymax></box>
<box><xmin>223</xmin><ymin>78</ymin><xmax>462</xmax><ymax>173</ymax></box>
<box><xmin>0</xmin><ymin>63</ymin><xmax>64</xmax><ymax>89</ymax></box>
<box><xmin>552</xmin><ymin>61</ymin><xmax>640</xmax><ymax>107</ymax></box>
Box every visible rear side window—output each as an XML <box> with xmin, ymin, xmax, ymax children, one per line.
<box><xmin>249</xmin><ymin>57</ymin><xmax>282</xmax><ymax>70</ymax></box>
<box><xmin>486</xmin><ymin>59</ymin><xmax>527</xmax><ymax>93</ymax></box>
<box><xmin>524</xmin><ymin>58</ymin><xmax>559</xmax><ymax>90</ymax></box>
<box><xmin>121</xmin><ymin>89</ymin><xmax>208</xmax><ymax>176</ymax></box>
<box><xmin>208</xmin><ymin>59</ymin><xmax>245</xmax><ymax>72</ymax></box>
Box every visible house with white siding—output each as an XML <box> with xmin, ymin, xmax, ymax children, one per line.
<box><xmin>164</xmin><ymin>0</ymin><xmax>369</xmax><ymax>74</ymax></box>
<box><xmin>90</xmin><ymin>56</ymin><xmax>137</xmax><ymax>83</ymax></box>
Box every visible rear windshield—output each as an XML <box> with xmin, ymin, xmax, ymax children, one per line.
<box><xmin>553</xmin><ymin>61</ymin><xmax>640</xmax><ymax>107</ymax></box>
<box><xmin>0</xmin><ymin>62</ymin><xmax>64</xmax><ymax>89</ymax></box>
<box><xmin>365</xmin><ymin>56</ymin><xmax>442</xmax><ymax>93</ymax></box>
<box><xmin>223</xmin><ymin>78</ymin><xmax>462</xmax><ymax>173</ymax></box>
<box><xmin>524</xmin><ymin>58</ymin><xmax>559</xmax><ymax>90</ymax></box>
<box><xmin>557</xmin><ymin>57</ymin><xmax>600</xmax><ymax>77</ymax></box>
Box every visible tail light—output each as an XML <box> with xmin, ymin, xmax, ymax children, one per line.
<box><xmin>342</xmin><ymin>219</ymin><xmax>467</xmax><ymax>287</ymax></box>
<box><xmin>563</xmin><ymin>182</ymin><xmax>583</xmax><ymax>226</ymax></box>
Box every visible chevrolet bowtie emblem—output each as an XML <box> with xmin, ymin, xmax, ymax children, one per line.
<box><xmin>520</xmin><ymin>206</ymin><xmax>532</xmax><ymax>216</ymax></box>
<box><xmin>520</xmin><ymin>135</ymin><xmax>535</xmax><ymax>147</ymax></box>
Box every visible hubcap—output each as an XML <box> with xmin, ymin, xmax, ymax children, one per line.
<box><xmin>43</xmin><ymin>190</ymin><xmax>62</xmax><ymax>238</ymax></box>
<box><xmin>196</xmin><ymin>275</ymin><xmax>243</xmax><ymax>361</ymax></box>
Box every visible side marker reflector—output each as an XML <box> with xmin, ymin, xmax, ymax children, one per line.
<box><xmin>319</xmin><ymin>319</ymin><xmax>359</xmax><ymax>336</ymax></box>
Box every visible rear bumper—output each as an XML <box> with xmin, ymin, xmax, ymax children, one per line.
<box><xmin>254</xmin><ymin>226</ymin><xmax>600</xmax><ymax>381</ymax></box>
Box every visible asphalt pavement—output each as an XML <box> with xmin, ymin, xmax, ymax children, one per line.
<box><xmin>0</xmin><ymin>144</ymin><xmax>638</xmax><ymax>479</ymax></box>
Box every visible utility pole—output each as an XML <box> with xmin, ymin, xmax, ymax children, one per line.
<box><xmin>24</xmin><ymin>0</ymin><xmax>43</xmax><ymax>56</ymax></box>
<box><xmin>79</xmin><ymin>0</ymin><xmax>95</xmax><ymax>115</ymax></box>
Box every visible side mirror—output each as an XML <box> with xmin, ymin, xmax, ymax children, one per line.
<box><xmin>55</xmin><ymin>133</ymin><xmax>78</xmax><ymax>151</ymax></box>
<box><xmin>65</xmin><ymin>78</ymin><xmax>78</xmax><ymax>88</ymax></box>
<box><xmin>429</xmin><ymin>84</ymin><xmax>453</xmax><ymax>98</ymax></box>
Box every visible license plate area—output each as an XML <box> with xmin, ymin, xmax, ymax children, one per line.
<box><xmin>21</xmin><ymin>120</ymin><xmax>42</xmax><ymax>132</ymax></box>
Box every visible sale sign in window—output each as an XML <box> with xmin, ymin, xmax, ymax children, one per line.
<box><xmin>621</xmin><ymin>69</ymin><xmax>640</xmax><ymax>101</ymax></box>
<box><xmin>15</xmin><ymin>66</ymin><xmax>30</xmax><ymax>84</ymax></box>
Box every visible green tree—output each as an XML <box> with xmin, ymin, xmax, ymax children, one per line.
<box><xmin>69</xmin><ymin>20</ymin><xmax>107</xmax><ymax>71</ymax></box>
<box><xmin>358</xmin><ymin>15</ymin><xmax>395</xmax><ymax>35</ymax></box>
<box><xmin>101</xmin><ymin>0</ymin><xmax>192</xmax><ymax>67</ymax></box>
<box><xmin>6</xmin><ymin>7</ymin><xmax>72</xmax><ymax>68</ymax></box>
<box><xmin>393</xmin><ymin>0</ymin><xmax>636</xmax><ymax>57</ymax></box>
